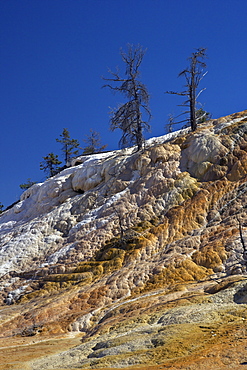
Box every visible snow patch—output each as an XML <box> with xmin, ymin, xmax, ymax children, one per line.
<box><xmin>46</xmin><ymin>243</ymin><xmax>76</xmax><ymax>265</ymax></box>
<box><xmin>5</xmin><ymin>285</ymin><xmax>29</xmax><ymax>305</ymax></box>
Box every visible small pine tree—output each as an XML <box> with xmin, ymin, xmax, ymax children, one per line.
<box><xmin>40</xmin><ymin>153</ymin><xmax>62</xmax><ymax>178</ymax></box>
<box><xmin>196</xmin><ymin>108</ymin><xmax>211</xmax><ymax>124</ymax></box>
<box><xmin>19</xmin><ymin>178</ymin><xmax>37</xmax><ymax>190</ymax></box>
<box><xmin>56</xmin><ymin>128</ymin><xmax>80</xmax><ymax>165</ymax></box>
<box><xmin>83</xmin><ymin>129</ymin><xmax>107</xmax><ymax>154</ymax></box>
<box><xmin>0</xmin><ymin>202</ymin><xmax>4</xmax><ymax>214</ymax></box>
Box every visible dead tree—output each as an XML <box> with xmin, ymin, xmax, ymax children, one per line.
<box><xmin>102</xmin><ymin>44</ymin><xmax>151</xmax><ymax>151</ymax></box>
<box><xmin>165</xmin><ymin>114</ymin><xmax>175</xmax><ymax>133</ymax></box>
<box><xmin>166</xmin><ymin>48</ymin><xmax>207</xmax><ymax>131</ymax></box>
<box><xmin>237</xmin><ymin>217</ymin><xmax>247</xmax><ymax>264</ymax></box>
<box><xmin>82</xmin><ymin>129</ymin><xmax>107</xmax><ymax>154</ymax></box>
<box><xmin>113</xmin><ymin>206</ymin><xmax>125</xmax><ymax>240</ymax></box>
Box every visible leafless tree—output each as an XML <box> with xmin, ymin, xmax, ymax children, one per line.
<box><xmin>103</xmin><ymin>44</ymin><xmax>151</xmax><ymax>151</ymax></box>
<box><xmin>165</xmin><ymin>113</ymin><xmax>176</xmax><ymax>133</ymax></box>
<box><xmin>166</xmin><ymin>48</ymin><xmax>207</xmax><ymax>131</ymax></box>
<box><xmin>82</xmin><ymin>129</ymin><xmax>107</xmax><ymax>154</ymax></box>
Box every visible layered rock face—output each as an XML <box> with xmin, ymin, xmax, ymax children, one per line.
<box><xmin>0</xmin><ymin>111</ymin><xmax>247</xmax><ymax>369</ymax></box>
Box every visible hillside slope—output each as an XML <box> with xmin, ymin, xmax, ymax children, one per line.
<box><xmin>1</xmin><ymin>111</ymin><xmax>247</xmax><ymax>369</ymax></box>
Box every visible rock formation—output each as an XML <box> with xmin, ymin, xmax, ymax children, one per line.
<box><xmin>0</xmin><ymin>110</ymin><xmax>247</xmax><ymax>369</ymax></box>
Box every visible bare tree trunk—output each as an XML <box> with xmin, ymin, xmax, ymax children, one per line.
<box><xmin>238</xmin><ymin>218</ymin><xmax>247</xmax><ymax>264</ymax></box>
<box><xmin>166</xmin><ymin>48</ymin><xmax>207</xmax><ymax>132</ymax></box>
<box><xmin>135</xmin><ymin>94</ymin><xmax>143</xmax><ymax>151</ymax></box>
<box><xmin>190</xmin><ymin>82</ymin><xmax>197</xmax><ymax>131</ymax></box>
<box><xmin>189</xmin><ymin>58</ymin><xmax>197</xmax><ymax>131</ymax></box>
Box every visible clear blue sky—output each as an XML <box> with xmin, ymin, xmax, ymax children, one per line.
<box><xmin>1</xmin><ymin>0</ymin><xmax>247</xmax><ymax>208</ymax></box>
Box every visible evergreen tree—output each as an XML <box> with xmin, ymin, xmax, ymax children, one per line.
<box><xmin>0</xmin><ymin>202</ymin><xmax>4</xmax><ymax>214</ymax></box>
<box><xmin>56</xmin><ymin>128</ymin><xmax>80</xmax><ymax>164</ymax></box>
<box><xmin>19</xmin><ymin>178</ymin><xmax>37</xmax><ymax>190</ymax></box>
<box><xmin>196</xmin><ymin>108</ymin><xmax>211</xmax><ymax>124</ymax></box>
<box><xmin>103</xmin><ymin>44</ymin><xmax>151</xmax><ymax>151</ymax></box>
<box><xmin>82</xmin><ymin>129</ymin><xmax>107</xmax><ymax>154</ymax></box>
<box><xmin>40</xmin><ymin>153</ymin><xmax>62</xmax><ymax>178</ymax></box>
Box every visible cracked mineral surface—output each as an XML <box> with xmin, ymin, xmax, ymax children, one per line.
<box><xmin>0</xmin><ymin>110</ymin><xmax>247</xmax><ymax>369</ymax></box>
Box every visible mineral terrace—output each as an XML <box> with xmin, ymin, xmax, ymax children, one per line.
<box><xmin>1</xmin><ymin>111</ymin><xmax>247</xmax><ymax>370</ymax></box>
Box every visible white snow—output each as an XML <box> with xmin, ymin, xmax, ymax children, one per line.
<box><xmin>213</xmin><ymin>113</ymin><xmax>247</xmax><ymax>133</ymax></box>
<box><xmin>0</xmin><ymin>127</ymin><xmax>189</xmax><ymax>278</ymax></box>
<box><xmin>5</xmin><ymin>285</ymin><xmax>29</xmax><ymax>305</ymax></box>
<box><xmin>0</xmin><ymin>120</ymin><xmax>239</xmax><ymax>279</ymax></box>
<box><xmin>46</xmin><ymin>243</ymin><xmax>76</xmax><ymax>265</ymax></box>
<box><xmin>0</xmin><ymin>261</ymin><xmax>15</xmax><ymax>275</ymax></box>
<box><xmin>145</xmin><ymin>127</ymin><xmax>189</xmax><ymax>147</ymax></box>
<box><xmin>0</xmin><ymin>220</ymin><xmax>17</xmax><ymax>233</ymax></box>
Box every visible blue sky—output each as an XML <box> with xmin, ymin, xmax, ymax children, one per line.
<box><xmin>1</xmin><ymin>0</ymin><xmax>247</xmax><ymax>208</ymax></box>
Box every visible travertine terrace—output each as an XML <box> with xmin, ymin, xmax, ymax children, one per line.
<box><xmin>1</xmin><ymin>111</ymin><xmax>247</xmax><ymax>369</ymax></box>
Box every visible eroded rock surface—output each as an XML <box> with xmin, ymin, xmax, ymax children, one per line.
<box><xmin>0</xmin><ymin>110</ymin><xmax>247</xmax><ymax>369</ymax></box>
